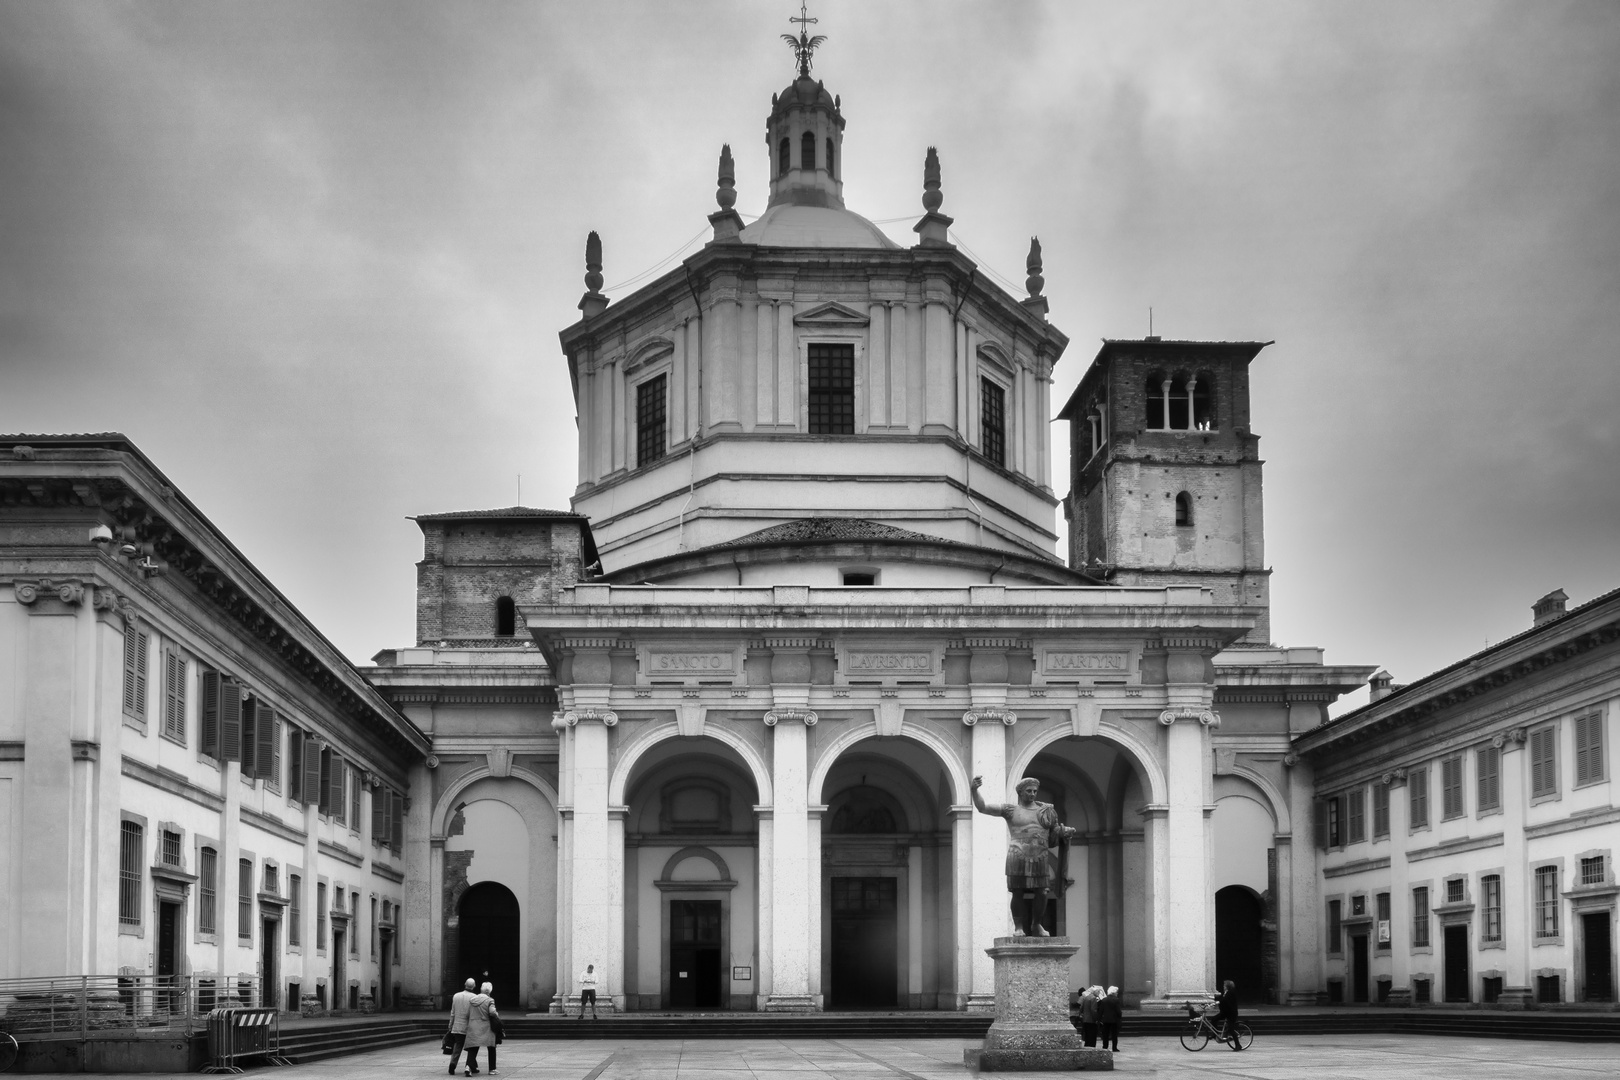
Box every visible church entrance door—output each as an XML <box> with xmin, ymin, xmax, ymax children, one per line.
<box><xmin>1443</xmin><ymin>924</ymin><xmax>1469</xmax><ymax>1002</ymax></box>
<box><xmin>1214</xmin><ymin>887</ymin><xmax>1267</xmax><ymax>1003</ymax></box>
<box><xmin>829</xmin><ymin>877</ymin><xmax>897</xmax><ymax>1009</ymax></box>
<box><xmin>669</xmin><ymin>900</ymin><xmax>723</xmax><ymax>1009</ymax></box>
<box><xmin>459</xmin><ymin>882</ymin><xmax>522</xmax><ymax>1009</ymax></box>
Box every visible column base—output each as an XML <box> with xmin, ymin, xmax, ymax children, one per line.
<box><xmin>550</xmin><ymin>995</ymin><xmax>619</xmax><ymax>1015</ymax></box>
<box><xmin>963</xmin><ymin>993</ymin><xmax>997</xmax><ymax>1013</ymax></box>
<box><xmin>966</xmin><ymin>1047</ymin><xmax>1113</xmax><ymax>1071</ymax></box>
<box><xmin>968</xmin><ymin>938</ymin><xmax>1099</xmax><ymax>1071</ymax></box>
<box><xmin>761</xmin><ymin>994</ymin><xmax>818</xmax><ymax>1013</ymax></box>
<box><xmin>1137</xmin><ymin>994</ymin><xmax>1212</xmax><ymax>1012</ymax></box>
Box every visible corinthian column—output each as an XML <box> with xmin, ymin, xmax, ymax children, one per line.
<box><xmin>1149</xmin><ymin>706</ymin><xmax>1218</xmax><ymax>1006</ymax></box>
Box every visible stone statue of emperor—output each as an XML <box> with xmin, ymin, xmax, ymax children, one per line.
<box><xmin>971</xmin><ymin>775</ymin><xmax>1078</xmax><ymax>937</ymax></box>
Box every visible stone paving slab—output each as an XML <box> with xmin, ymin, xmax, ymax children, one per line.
<box><xmin>59</xmin><ymin>1033</ymin><xmax>1620</xmax><ymax>1079</ymax></box>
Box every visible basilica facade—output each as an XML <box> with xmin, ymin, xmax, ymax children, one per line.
<box><xmin>367</xmin><ymin>54</ymin><xmax>1371</xmax><ymax>1014</ymax></box>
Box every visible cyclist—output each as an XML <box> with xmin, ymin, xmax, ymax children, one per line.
<box><xmin>1212</xmin><ymin>979</ymin><xmax>1239</xmax><ymax>1045</ymax></box>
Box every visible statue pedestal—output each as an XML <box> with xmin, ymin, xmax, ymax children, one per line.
<box><xmin>963</xmin><ymin>937</ymin><xmax>1112</xmax><ymax>1072</ymax></box>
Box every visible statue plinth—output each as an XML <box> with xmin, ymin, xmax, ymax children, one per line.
<box><xmin>963</xmin><ymin>937</ymin><xmax>1113</xmax><ymax>1072</ymax></box>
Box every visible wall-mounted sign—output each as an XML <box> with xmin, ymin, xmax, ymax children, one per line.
<box><xmin>845</xmin><ymin>651</ymin><xmax>934</xmax><ymax>674</ymax></box>
<box><xmin>1042</xmin><ymin>650</ymin><xmax>1130</xmax><ymax>675</ymax></box>
<box><xmin>732</xmin><ymin>966</ymin><xmax>752</xmax><ymax>981</ymax></box>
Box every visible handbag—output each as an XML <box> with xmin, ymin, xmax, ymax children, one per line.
<box><xmin>442</xmin><ymin>1022</ymin><xmax>456</xmax><ymax>1055</ymax></box>
<box><xmin>489</xmin><ymin>1010</ymin><xmax>504</xmax><ymax>1044</ymax></box>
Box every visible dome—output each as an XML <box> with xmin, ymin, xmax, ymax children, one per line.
<box><xmin>774</xmin><ymin>75</ymin><xmax>837</xmax><ymax>115</ymax></box>
<box><xmin>739</xmin><ymin>203</ymin><xmax>900</xmax><ymax>249</ymax></box>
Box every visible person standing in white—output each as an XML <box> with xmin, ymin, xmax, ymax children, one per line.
<box><xmin>578</xmin><ymin>964</ymin><xmax>598</xmax><ymax>1019</ymax></box>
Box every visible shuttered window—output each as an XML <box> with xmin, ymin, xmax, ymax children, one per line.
<box><xmin>350</xmin><ymin>768</ymin><xmax>361</xmax><ymax>830</ymax></box>
<box><xmin>238</xmin><ymin>859</ymin><xmax>253</xmax><ymax>940</ymax></box>
<box><xmin>372</xmin><ymin>785</ymin><xmax>386</xmax><ymax>847</ymax></box>
<box><xmin>1477</xmin><ymin>745</ymin><xmax>1501</xmax><ymax>812</ymax></box>
<box><xmin>1441</xmin><ymin>755</ymin><xmax>1464</xmax><ymax>819</ymax></box>
<box><xmin>288</xmin><ymin>874</ymin><xmax>302</xmax><ymax>947</ymax></box>
<box><xmin>265</xmin><ymin>710</ymin><xmax>281</xmax><ymax>792</ymax></box>
<box><xmin>1411</xmin><ymin>886</ymin><xmax>1430</xmax><ymax>947</ymax></box>
<box><xmin>390</xmin><ymin>791</ymin><xmax>405</xmax><ymax>853</ymax></box>
<box><xmin>199</xmin><ymin>847</ymin><xmax>217</xmax><ymax>934</ymax></box>
<box><xmin>1372</xmin><ymin>781</ymin><xmax>1390</xmax><ymax>838</ymax></box>
<box><xmin>1530</xmin><ymin>726</ymin><xmax>1558</xmax><ymax>798</ymax></box>
<box><xmin>303</xmin><ymin>737</ymin><xmax>323</xmax><ymax>807</ymax></box>
<box><xmin>1346</xmin><ymin>789</ymin><xmax>1366</xmax><ymax>844</ymax></box>
<box><xmin>122</xmin><ymin>625</ymin><xmax>149</xmax><ymax>720</ymax></box>
<box><xmin>288</xmin><ymin>729</ymin><xmax>304</xmax><ymax>802</ymax></box>
<box><xmin>241</xmin><ymin>697</ymin><xmax>258</xmax><ymax>777</ymax></box>
<box><xmin>162</xmin><ymin>651</ymin><xmax>187</xmax><ymax>743</ymax></box>
<box><xmin>201</xmin><ymin>671</ymin><xmax>242</xmax><ymax>764</ymax></box>
<box><xmin>118</xmin><ymin>821</ymin><xmax>143</xmax><ymax>925</ymax></box>
<box><xmin>1574</xmin><ymin>713</ymin><xmax>1606</xmax><ymax>786</ymax></box>
<box><xmin>1408</xmin><ymin>766</ymin><xmax>1429</xmax><ymax>829</ymax></box>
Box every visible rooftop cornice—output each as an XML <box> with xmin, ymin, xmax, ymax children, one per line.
<box><xmin>0</xmin><ymin>439</ymin><xmax>430</xmax><ymax>759</ymax></box>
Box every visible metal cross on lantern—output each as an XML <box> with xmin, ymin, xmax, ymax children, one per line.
<box><xmin>782</xmin><ymin>1</ymin><xmax>826</xmax><ymax>77</ymax></box>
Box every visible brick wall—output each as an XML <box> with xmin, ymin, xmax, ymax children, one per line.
<box><xmin>415</xmin><ymin>519</ymin><xmax>589</xmax><ymax>644</ymax></box>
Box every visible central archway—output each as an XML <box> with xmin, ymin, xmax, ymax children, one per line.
<box><xmin>458</xmin><ymin>882</ymin><xmax>521</xmax><ymax>1009</ymax></box>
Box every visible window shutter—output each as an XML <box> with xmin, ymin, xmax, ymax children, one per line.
<box><xmin>317</xmin><ymin>748</ymin><xmax>331</xmax><ymax>813</ymax></box>
<box><xmin>288</xmin><ymin>729</ymin><xmax>303</xmax><ymax>801</ymax></box>
<box><xmin>266</xmin><ymin>711</ymin><xmax>282</xmax><ymax>785</ymax></box>
<box><xmin>330</xmin><ymin>758</ymin><xmax>346</xmax><ymax>825</ymax></box>
<box><xmin>122</xmin><ymin>624</ymin><xmax>138</xmax><ymax>713</ymax></box>
<box><xmin>219</xmin><ymin>680</ymin><xmax>243</xmax><ymax>763</ymax></box>
<box><xmin>240</xmin><ymin>697</ymin><xmax>257</xmax><ymax>776</ymax></box>
<box><xmin>127</xmin><ymin>629</ymin><xmax>149</xmax><ymax>718</ymax></box>
<box><xmin>390</xmin><ymin>791</ymin><xmax>405</xmax><ymax>852</ymax></box>
<box><xmin>163</xmin><ymin>652</ymin><xmax>181</xmax><ymax>737</ymax></box>
<box><xmin>255</xmin><ymin>704</ymin><xmax>276</xmax><ymax>781</ymax></box>
<box><xmin>1314</xmin><ymin>800</ymin><xmax>1328</xmax><ymax>848</ymax></box>
<box><xmin>201</xmin><ymin>670</ymin><xmax>221</xmax><ymax>758</ymax></box>
<box><xmin>1575</xmin><ymin>714</ymin><xmax>1603</xmax><ymax>785</ymax></box>
<box><xmin>304</xmin><ymin>741</ymin><xmax>324</xmax><ymax>807</ymax></box>
<box><xmin>372</xmin><ymin>785</ymin><xmax>385</xmax><ymax>845</ymax></box>
<box><xmin>1531</xmin><ymin>728</ymin><xmax>1555</xmax><ymax>796</ymax></box>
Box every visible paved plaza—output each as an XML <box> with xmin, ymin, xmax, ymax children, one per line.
<box><xmin>96</xmin><ymin>1034</ymin><xmax>1620</xmax><ymax>1080</ymax></box>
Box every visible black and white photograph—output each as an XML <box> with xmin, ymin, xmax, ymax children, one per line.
<box><xmin>1</xmin><ymin>2</ymin><xmax>1616</xmax><ymax>1076</ymax></box>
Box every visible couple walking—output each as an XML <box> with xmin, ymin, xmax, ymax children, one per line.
<box><xmin>445</xmin><ymin>979</ymin><xmax>501</xmax><ymax>1076</ymax></box>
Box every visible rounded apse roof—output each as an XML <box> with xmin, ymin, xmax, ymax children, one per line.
<box><xmin>739</xmin><ymin>203</ymin><xmax>900</xmax><ymax>250</ymax></box>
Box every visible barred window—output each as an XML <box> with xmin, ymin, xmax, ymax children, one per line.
<box><xmin>1412</xmin><ymin>886</ymin><xmax>1430</xmax><ymax>948</ymax></box>
<box><xmin>1481</xmin><ymin>874</ymin><xmax>1502</xmax><ymax>942</ymax></box>
<box><xmin>635</xmin><ymin>373</ymin><xmax>667</xmax><ymax>467</ymax></box>
<box><xmin>199</xmin><ymin>848</ymin><xmax>217</xmax><ymax>934</ymax></box>
<box><xmin>118</xmin><ymin>822</ymin><xmax>143</xmax><ymax>925</ymax></box>
<box><xmin>1477</xmin><ymin>745</ymin><xmax>1501</xmax><ymax>812</ymax></box>
<box><xmin>1372</xmin><ymin>781</ymin><xmax>1390</xmax><ymax>838</ymax></box>
<box><xmin>1530</xmin><ymin>726</ymin><xmax>1558</xmax><ymax>798</ymax></box>
<box><xmin>1575</xmin><ymin>713</ymin><xmax>1606</xmax><ymax>786</ymax></box>
<box><xmin>1535</xmin><ymin>866</ymin><xmax>1560</xmax><ymax>937</ymax></box>
<box><xmin>160</xmin><ymin>829</ymin><xmax>181</xmax><ymax>866</ymax></box>
<box><xmin>263</xmin><ymin>863</ymin><xmax>278</xmax><ymax>896</ymax></box>
<box><xmin>1446</xmin><ymin>877</ymin><xmax>1465</xmax><ymax>904</ymax></box>
<box><xmin>1346</xmin><ymin>789</ymin><xmax>1366</xmax><ymax>844</ymax></box>
<box><xmin>807</xmin><ymin>343</ymin><xmax>855</xmax><ymax>434</ymax></box>
<box><xmin>1408</xmin><ymin>766</ymin><xmax>1429</xmax><ymax>829</ymax></box>
<box><xmin>1441</xmin><ymin>755</ymin><xmax>1465</xmax><ymax>819</ymax></box>
<box><xmin>238</xmin><ymin>859</ymin><xmax>253</xmax><ymax>940</ymax></box>
<box><xmin>1581</xmin><ymin>855</ymin><xmax>1606</xmax><ymax>886</ymax></box>
<box><xmin>1327</xmin><ymin>899</ymin><xmax>1342</xmax><ymax>955</ymax></box>
<box><xmin>288</xmin><ymin>875</ymin><xmax>302</xmax><ymax>947</ymax></box>
<box><xmin>980</xmin><ymin>378</ymin><xmax>1006</xmax><ymax>467</ymax></box>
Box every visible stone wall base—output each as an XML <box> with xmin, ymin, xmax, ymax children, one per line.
<box><xmin>966</xmin><ymin>1047</ymin><xmax>1113</xmax><ymax>1071</ymax></box>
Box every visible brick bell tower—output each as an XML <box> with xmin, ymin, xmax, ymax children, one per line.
<box><xmin>1057</xmin><ymin>338</ymin><xmax>1273</xmax><ymax>643</ymax></box>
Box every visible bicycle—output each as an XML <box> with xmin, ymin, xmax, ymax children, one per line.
<box><xmin>0</xmin><ymin>1030</ymin><xmax>18</xmax><ymax>1072</ymax></box>
<box><xmin>1179</xmin><ymin>1001</ymin><xmax>1252</xmax><ymax>1051</ymax></box>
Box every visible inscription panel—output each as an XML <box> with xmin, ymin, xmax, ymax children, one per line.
<box><xmin>641</xmin><ymin>646</ymin><xmax>741</xmax><ymax>682</ymax></box>
<box><xmin>1038</xmin><ymin>647</ymin><xmax>1138</xmax><ymax>684</ymax></box>
<box><xmin>838</xmin><ymin>645</ymin><xmax>943</xmax><ymax>684</ymax></box>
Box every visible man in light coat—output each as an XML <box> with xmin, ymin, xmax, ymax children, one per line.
<box><xmin>446</xmin><ymin>979</ymin><xmax>482</xmax><ymax>1075</ymax></box>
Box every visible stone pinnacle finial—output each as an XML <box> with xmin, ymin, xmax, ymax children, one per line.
<box><xmin>1025</xmin><ymin>237</ymin><xmax>1044</xmax><ymax>298</ymax></box>
<box><xmin>717</xmin><ymin>144</ymin><xmax>736</xmax><ymax>210</ymax></box>
<box><xmin>584</xmin><ymin>231</ymin><xmax>604</xmax><ymax>294</ymax></box>
<box><xmin>922</xmin><ymin>146</ymin><xmax>942</xmax><ymax>213</ymax></box>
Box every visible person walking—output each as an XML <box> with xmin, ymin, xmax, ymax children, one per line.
<box><xmin>461</xmin><ymin>982</ymin><xmax>498</xmax><ymax>1076</ymax></box>
<box><xmin>1099</xmin><ymin>985</ymin><xmax>1122</xmax><ymax>1052</ymax></box>
<box><xmin>578</xmin><ymin>963</ymin><xmax>599</xmax><ymax>1019</ymax></box>
<box><xmin>445</xmin><ymin>979</ymin><xmax>477</xmax><ymax>1076</ymax></box>
<box><xmin>1078</xmin><ymin>985</ymin><xmax>1100</xmax><ymax>1047</ymax></box>
<box><xmin>1213</xmin><ymin>979</ymin><xmax>1239</xmax><ymax>1046</ymax></box>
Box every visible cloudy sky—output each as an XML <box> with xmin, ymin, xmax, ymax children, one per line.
<box><xmin>2</xmin><ymin>1</ymin><xmax>1616</xmax><ymax>710</ymax></box>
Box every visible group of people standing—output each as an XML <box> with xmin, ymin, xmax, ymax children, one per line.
<box><xmin>445</xmin><ymin>979</ymin><xmax>501</xmax><ymax>1076</ymax></box>
<box><xmin>1076</xmin><ymin>985</ymin><xmax>1122</xmax><ymax>1051</ymax></box>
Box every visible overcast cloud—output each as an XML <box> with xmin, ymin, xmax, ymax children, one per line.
<box><xmin>2</xmin><ymin>1</ymin><xmax>1616</xmax><ymax>711</ymax></box>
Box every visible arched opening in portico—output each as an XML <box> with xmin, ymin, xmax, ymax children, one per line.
<box><xmin>620</xmin><ymin>735</ymin><xmax>761</xmax><ymax>1011</ymax></box>
<box><xmin>817</xmin><ymin>738</ymin><xmax>958</xmax><ymax>1010</ymax></box>
<box><xmin>1023</xmin><ymin>735</ymin><xmax>1153</xmax><ymax>1004</ymax></box>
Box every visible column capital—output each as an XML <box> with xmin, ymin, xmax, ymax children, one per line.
<box><xmin>553</xmin><ymin>707</ymin><xmax>619</xmax><ymax>730</ymax></box>
<box><xmin>763</xmin><ymin>708</ymin><xmax>817</xmax><ymax>727</ymax></box>
<box><xmin>1380</xmin><ymin>767</ymin><xmax>1407</xmax><ymax>786</ymax></box>
<box><xmin>963</xmin><ymin>707</ymin><xmax>1017</xmax><ymax>727</ymax></box>
<box><xmin>1158</xmin><ymin>707</ymin><xmax>1219</xmax><ymax>727</ymax></box>
<box><xmin>14</xmin><ymin>578</ymin><xmax>87</xmax><ymax>613</ymax></box>
<box><xmin>1495</xmin><ymin>728</ymin><xmax>1528</xmax><ymax>750</ymax></box>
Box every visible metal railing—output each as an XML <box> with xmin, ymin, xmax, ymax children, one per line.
<box><xmin>0</xmin><ymin>975</ymin><xmax>259</xmax><ymax>1040</ymax></box>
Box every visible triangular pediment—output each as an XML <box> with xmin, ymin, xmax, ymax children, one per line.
<box><xmin>792</xmin><ymin>301</ymin><xmax>871</xmax><ymax>328</ymax></box>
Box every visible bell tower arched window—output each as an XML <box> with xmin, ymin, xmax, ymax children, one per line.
<box><xmin>1175</xmin><ymin>492</ymin><xmax>1193</xmax><ymax>527</ymax></box>
<box><xmin>778</xmin><ymin>138</ymin><xmax>790</xmax><ymax>177</ymax></box>
<box><xmin>826</xmin><ymin>137</ymin><xmax>835</xmax><ymax>179</ymax></box>
<box><xmin>495</xmin><ymin>596</ymin><xmax>516</xmax><ymax>637</ymax></box>
<box><xmin>801</xmin><ymin>131</ymin><xmax>816</xmax><ymax>172</ymax></box>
